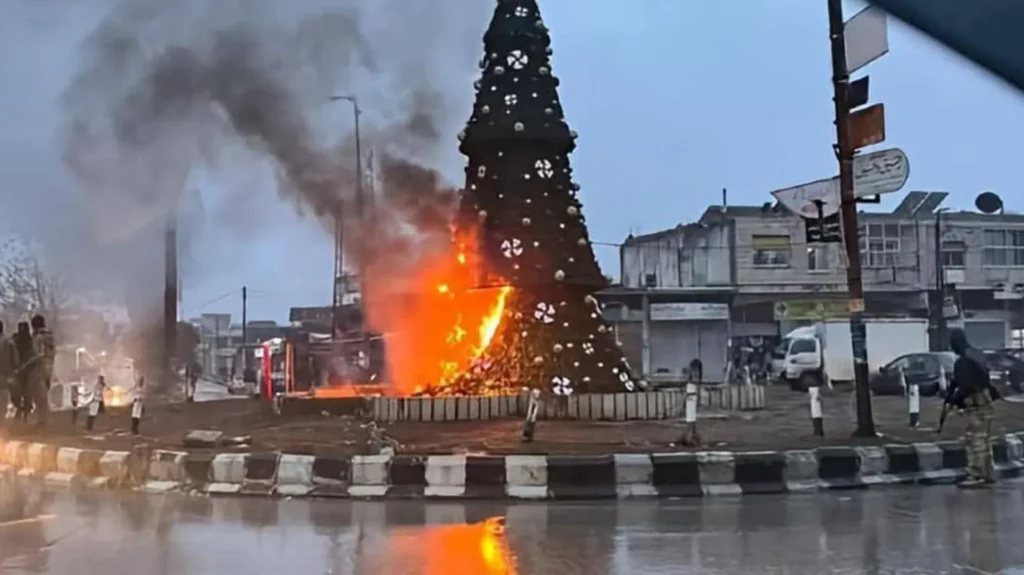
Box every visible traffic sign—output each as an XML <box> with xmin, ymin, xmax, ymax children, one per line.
<box><xmin>845</xmin><ymin>6</ymin><xmax>889</xmax><ymax>73</ymax></box>
<box><xmin>771</xmin><ymin>147</ymin><xmax>909</xmax><ymax>244</ymax></box>
<box><xmin>852</xmin><ymin>147</ymin><xmax>909</xmax><ymax>197</ymax></box>
<box><xmin>847</xmin><ymin>103</ymin><xmax>886</xmax><ymax>150</ymax></box>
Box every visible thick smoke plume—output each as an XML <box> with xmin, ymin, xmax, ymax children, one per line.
<box><xmin>59</xmin><ymin>0</ymin><xmax>486</xmax><ymax>324</ymax></box>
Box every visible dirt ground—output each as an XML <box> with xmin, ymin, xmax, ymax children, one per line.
<box><xmin>3</xmin><ymin>386</ymin><xmax>1024</xmax><ymax>456</ymax></box>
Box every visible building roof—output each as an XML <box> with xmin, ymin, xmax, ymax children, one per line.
<box><xmin>623</xmin><ymin>192</ymin><xmax>1024</xmax><ymax>247</ymax></box>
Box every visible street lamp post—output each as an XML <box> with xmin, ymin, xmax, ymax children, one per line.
<box><xmin>934</xmin><ymin>207</ymin><xmax>951</xmax><ymax>350</ymax></box>
<box><xmin>329</xmin><ymin>95</ymin><xmax>364</xmax><ymax>341</ymax></box>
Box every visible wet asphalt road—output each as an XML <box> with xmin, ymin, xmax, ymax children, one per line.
<box><xmin>3</xmin><ymin>480</ymin><xmax>1024</xmax><ymax>574</ymax></box>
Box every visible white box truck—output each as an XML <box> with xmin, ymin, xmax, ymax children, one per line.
<box><xmin>777</xmin><ymin>318</ymin><xmax>929</xmax><ymax>390</ymax></box>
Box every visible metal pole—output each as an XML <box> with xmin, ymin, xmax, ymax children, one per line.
<box><xmin>934</xmin><ymin>210</ymin><xmax>948</xmax><ymax>350</ymax></box>
<box><xmin>828</xmin><ymin>0</ymin><xmax>875</xmax><ymax>436</ymax></box>
<box><xmin>242</xmin><ymin>286</ymin><xmax>248</xmax><ymax>375</ymax></box>
<box><xmin>164</xmin><ymin>219</ymin><xmax>178</xmax><ymax>388</ymax></box>
<box><xmin>329</xmin><ymin>95</ymin><xmax>364</xmax><ymax>341</ymax></box>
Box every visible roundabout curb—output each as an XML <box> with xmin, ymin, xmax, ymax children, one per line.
<box><xmin>1</xmin><ymin>433</ymin><xmax>1022</xmax><ymax>499</ymax></box>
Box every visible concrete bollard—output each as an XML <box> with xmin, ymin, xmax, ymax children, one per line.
<box><xmin>520</xmin><ymin>389</ymin><xmax>541</xmax><ymax>443</ymax></box>
<box><xmin>70</xmin><ymin>382</ymin><xmax>80</xmax><ymax>425</ymax></box>
<box><xmin>743</xmin><ymin>365</ymin><xmax>752</xmax><ymax>386</ymax></box>
<box><xmin>86</xmin><ymin>396</ymin><xmax>101</xmax><ymax>431</ymax></box>
<box><xmin>902</xmin><ymin>368</ymin><xmax>920</xmax><ymax>428</ymax></box>
<box><xmin>678</xmin><ymin>382</ymin><xmax>700</xmax><ymax>446</ymax></box>
<box><xmin>131</xmin><ymin>375</ymin><xmax>145</xmax><ymax>435</ymax></box>
<box><xmin>809</xmin><ymin>385</ymin><xmax>824</xmax><ymax>436</ymax></box>
<box><xmin>938</xmin><ymin>365</ymin><xmax>949</xmax><ymax>394</ymax></box>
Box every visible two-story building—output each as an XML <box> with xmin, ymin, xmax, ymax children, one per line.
<box><xmin>604</xmin><ymin>191</ymin><xmax>1024</xmax><ymax>381</ymax></box>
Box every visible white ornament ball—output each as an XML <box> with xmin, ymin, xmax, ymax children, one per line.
<box><xmin>567</xmin><ymin>206</ymin><xmax>578</xmax><ymax>216</ymax></box>
<box><xmin>533</xmin><ymin>355</ymin><xmax>544</xmax><ymax>365</ymax></box>
<box><xmin>554</xmin><ymin>269</ymin><xmax>565</xmax><ymax>281</ymax></box>
<box><xmin>577</xmin><ymin>238</ymin><xmax>587</xmax><ymax>247</ymax></box>
<box><xmin>545</xmin><ymin>107</ymin><xmax>553</xmax><ymax>115</ymax></box>
<box><xmin>598</xmin><ymin>325</ymin><xmax>607</xmax><ymax>333</ymax></box>
<box><xmin>584</xmin><ymin>294</ymin><xmax>598</xmax><ymax>306</ymax></box>
<box><xmin>539</xmin><ymin>66</ymin><xmax>550</xmax><ymax>75</ymax></box>
<box><xmin>521</xmin><ymin>217</ymin><xmax>531</xmax><ymax>226</ymax></box>
<box><xmin>495</xmin><ymin>66</ymin><xmax>506</xmax><ymax>75</ymax></box>
<box><xmin>514</xmin><ymin>122</ymin><xmax>524</xmax><ymax>132</ymax></box>
<box><xmin>514</xmin><ymin>312</ymin><xmax>522</xmax><ymax>320</ymax></box>
<box><xmin>481</xmin><ymin>105</ymin><xmax>491</xmax><ymax>114</ymax></box>
<box><xmin>478</xmin><ymin>209</ymin><xmax>488</xmax><ymax>220</ymax></box>
<box><xmin>458</xmin><ymin>131</ymin><xmax>466</xmax><ymax>141</ymax></box>
<box><xmin>553</xmin><ymin>343</ymin><xmax>563</xmax><ymax>353</ymax></box>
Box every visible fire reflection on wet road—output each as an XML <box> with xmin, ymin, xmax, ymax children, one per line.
<box><xmin>3</xmin><ymin>479</ymin><xmax>1024</xmax><ymax>574</ymax></box>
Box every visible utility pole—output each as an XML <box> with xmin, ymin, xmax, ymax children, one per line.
<box><xmin>329</xmin><ymin>95</ymin><xmax>364</xmax><ymax>341</ymax></box>
<box><xmin>241</xmin><ymin>286</ymin><xmax>249</xmax><ymax>377</ymax></box>
<box><xmin>164</xmin><ymin>218</ymin><xmax>178</xmax><ymax>388</ymax></box>
<box><xmin>829</xmin><ymin>0</ymin><xmax>876</xmax><ymax>437</ymax></box>
<box><xmin>934</xmin><ymin>209</ymin><xmax>949</xmax><ymax>350</ymax></box>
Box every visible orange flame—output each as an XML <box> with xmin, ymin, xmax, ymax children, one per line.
<box><xmin>362</xmin><ymin>226</ymin><xmax>512</xmax><ymax>395</ymax></box>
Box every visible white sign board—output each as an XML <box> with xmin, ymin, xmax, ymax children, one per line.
<box><xmin>771</xmin><ymin>148</ymin><xmax>910</xmax><ymax>218</ymax></box>
<box><xmin>771</xmin><ymin>177</ymin><xmax>840</xmax><ymax>219</ymax></box>
<box><xmin>650</xmin><ymin>303</ymin><xmax>729</xmax><ymax>322</ymax></box>
<box><xmin>852</xmin><ymin>148</ymin><xmax>910</xmax><ymax>197</ymax></box>
<box><xmin>845</xmin><ymin>6</ymin><xmax>889</xmax><ymax>73</ymax></box>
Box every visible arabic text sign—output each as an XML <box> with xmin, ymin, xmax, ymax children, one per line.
<box><xmin>852</xmin><ymin>147</ymin><xmax>909</xmax><ymax>196</ymax></box>
<box><xmin>771</xmin><ymin>147</ymin><xmax>910</xmax><ymax>216</ymax></box>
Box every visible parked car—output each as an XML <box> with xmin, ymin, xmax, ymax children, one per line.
<box><xmin>983</xmin><ymin>350</ymin><xmax>1024</xmax><ymax>393</ymax></box>
<box><xmin>870</xmin><ymin>352</ymin><xmax>956</xmax><ymax>396</ymax></box>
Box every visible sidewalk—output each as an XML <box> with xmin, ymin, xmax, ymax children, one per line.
<box><xmin>4</xmin><ymin>386</ymin><xmax>1023</xmax><ymax>456</ymax></box>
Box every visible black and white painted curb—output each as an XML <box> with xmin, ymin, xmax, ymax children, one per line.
<box><xmin>2</xmin><ymin>434</ymin><xmax>1023</xmax><ymax>499</ymax></box>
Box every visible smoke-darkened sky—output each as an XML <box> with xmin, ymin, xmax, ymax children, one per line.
<box><xmin>2</xmin><ymin>0</ymin><xmax>1023</xmax><ymax>322</ymax></box>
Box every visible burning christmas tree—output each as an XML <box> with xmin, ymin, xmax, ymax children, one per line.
<box><xmin>453</xmin><ymin>0</ymin><xmax>637</xmax><ymax>395</ymax></box>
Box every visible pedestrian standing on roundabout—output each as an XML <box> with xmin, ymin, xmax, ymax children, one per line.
<box><xmin>28</xmin><ymin>314</ymin><xmax>55</xmax><ymax>427</ymax></box>
<box><xmin>12</xmin><ymin>321</ymin><xmax>34</xmax><ymax>421</ymax></box>
<box><xmin>0</xmin><ymin>321</ymin><xmax>18</xmax><ymax>427</ymax></box>
<box><xmin>948</xmin><ymin>328</ymin><xmax>1000</xmax><ymax>488</ymax></box>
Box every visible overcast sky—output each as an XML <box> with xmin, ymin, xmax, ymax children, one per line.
<box><xmin>1</xmin><ymin>0</ymin><xmax>1022</xmax><ymax>323</ymax></box>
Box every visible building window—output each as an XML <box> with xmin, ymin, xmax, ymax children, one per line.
<box><xmin>941</xmin><ymin>240</ymin><xmax>965</xmax><ymax>268</ymax></box>
<box><xmin>858</xmin><ymin>223</ymin><xmax>901</xmax><ymax>267</ymax></box>
<box><xmin>752</xmin><ymin>235</ymin><xmax>791</xmax><ymax>267</ymax></box>
<box><xmin>983</xmin><ymin>229</ymin><xmax>1024</xmax><ymax>267</ymax></box>
<box><xmin>1012</xmin><ymin>328</ymin><xmax>1024</xmax><ymax>349</ymax></box>
<box><xmin>807</xmin><ymin>245</ymin><xmax>829</xmax><ymax>272</ymax></box>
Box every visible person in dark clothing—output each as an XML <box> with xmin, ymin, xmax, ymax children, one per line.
<box><xmin>12</xmin><ymin>321</ymin><xmax>34</xmax><ymax>421</ymax></box>
<box><xmin>948</xmin><ymin>328</ymin><xmax>997</xmax><ymax>487</ymax></box>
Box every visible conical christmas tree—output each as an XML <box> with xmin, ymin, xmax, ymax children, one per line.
<box><xmin>454</xmin><ymin>0</ymin><xmax>636</xmax><ymax>395</ymax></box>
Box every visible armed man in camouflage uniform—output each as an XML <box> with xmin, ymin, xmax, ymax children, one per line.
<box><xmin>948</xmin><ymin>328</ymin><xmax>998</xmax><ymax>487</ymax></box>
<box><xmin>27</xmin><ymin>315</ymin><xmax>54</xmax><ymax>427</ymax></box>
<box><xmin>0</xmin><ymin>321</ymin><xmax>18</xmax><ymax>427</ymax></box>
